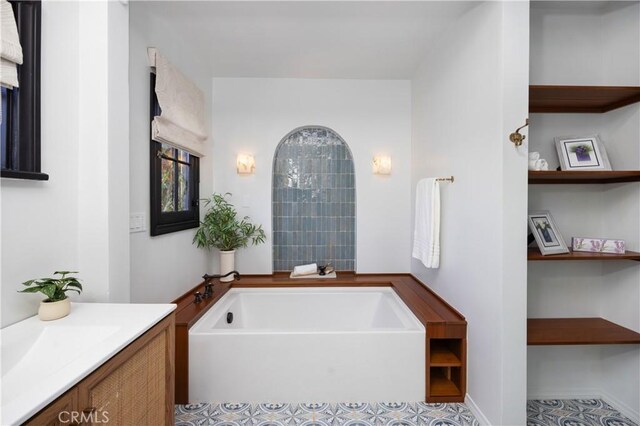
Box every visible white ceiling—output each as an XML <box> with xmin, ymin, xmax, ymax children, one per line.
<box><xmin>132</xmin><ymin>1</ymin><xmax>476</xmax><ymax>79</ymax></box>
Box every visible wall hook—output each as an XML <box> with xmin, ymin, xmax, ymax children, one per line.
<box><xmin>509</xmin><ymin>119</ymin><xmax>529</xmax><ymax>147</ymax></box>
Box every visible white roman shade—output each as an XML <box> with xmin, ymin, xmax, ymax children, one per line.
<box><xmin>148</xmin><ymin>48</ymin><xmax>208</xmax><ymax>157</ymax></box>
<box><xmin>0</xmin><ymin>0</ymin><xmax>23</xmax><ymax>89</ymax></box>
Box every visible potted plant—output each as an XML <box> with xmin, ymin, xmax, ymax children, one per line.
<box><xmin>19</xmin><ymin>271</ymin><xmax>83</xmax><ymax>321</ymax></box>
<box><xmin>193</xmin><ymin>193</ymin><xmax>266</xmax><ymax>281</ymax></box>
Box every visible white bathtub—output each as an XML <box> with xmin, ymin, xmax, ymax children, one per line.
<box><xmin>189</xmin><ymin>287</ymin><xmax>425</xmax><ymax>403</ymax></box>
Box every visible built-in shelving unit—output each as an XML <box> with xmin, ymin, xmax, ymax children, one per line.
<box><xmin>528</xmin><ymin>318</ymin><xmax>640</xmax><ymax>346</ymax></box>
<box><xmin>529</xmin><ymin>85</ymin><xmax>640</xmax><ymax>113</ymax></box>
<box><xmin>527</xmin><ymin>248</ymin><xmax>640</xmax><ymax>262</ymax></box>
<box><xmin>527</xmin><ymin>85</ymin><xmax>640</xmax><ymax>348</ymax></box>
<box><xmin>529</xmin><ymin>170</ymin><xmax>640</xmax><ymax>184</ymax></box>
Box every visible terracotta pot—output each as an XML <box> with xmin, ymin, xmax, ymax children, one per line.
<box><xmin>220</xmin><ymin>250</ymin><xmax>236</xmax><ymax>282</ymax></box>
<box><xmin>38</xmin><ymin>297</ymin><xmax>70</xmax><ymax>321</ymax></box>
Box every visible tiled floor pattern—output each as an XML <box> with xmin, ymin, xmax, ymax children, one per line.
<box><xmin>527</xmin><ymin>399</ymin><xmax>638</xmax><ymax>426</ymax></box>
<box><xmin>175</xmin><ymin>402</ymin><xmax>479</xmax><ymax>425</ymax></box>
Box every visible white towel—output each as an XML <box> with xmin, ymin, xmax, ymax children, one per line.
<box><xmin>292</xmin><ymin>263</ymin><xmax>317</xmax><ymax>277</ymax></box>
<box><xmin>412</xmin><ymin>178</ymin><xmax>440</xmax><ymax>269</ymax></box>
<box><xmin>528</xmin><ymin>152</ymin><xmax>540</xmax><ymax>161</ymax></box>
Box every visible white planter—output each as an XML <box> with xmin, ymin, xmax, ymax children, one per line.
<box><xmin>38</xmin><ymin>298</ymin><xmax>70</xmax><ymax>321</ymax></box>
<box><xmin>220</xmin><ymin>250</ymin><xmax>236</xmax><ymax>282</ymax></box>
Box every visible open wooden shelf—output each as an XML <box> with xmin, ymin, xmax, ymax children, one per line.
<box><xmin>429</xmin><ymin>369</ymin><xmax>462</xmax><ymax>396</ymax></box>
<box><xmin>529</xmin><ymin>170</ymin><xmax>640</xmax><ymax>184</ymax></box>
<box><xmin>528</xmin><ymin>248</ymin><xmax>640</xmax><ymax>261</ymax></box>
<box><xmin>430</xmin><ymin>346</ymin><xmax>462</xmax><ymax>367</ymax></box>
<box><xmin>528</xmin><ymin>317</ymin><xmax>640</xmax><ymax>345</ymax></box>
<box><xmin>530</xmin><ymin>85</ymin><xmax>640</xmax><ymax>113</ymax></box>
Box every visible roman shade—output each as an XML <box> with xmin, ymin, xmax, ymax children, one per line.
<box><xmin>148</xmin><ymin>47</ymin><xmax>208</xmax><ymax>157</ymax></box>
<box><xmin>0</xmin><ymin>0</ymin><xmax>23</xmax><ymax>89</ymax></box>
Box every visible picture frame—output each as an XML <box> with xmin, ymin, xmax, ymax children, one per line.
<box><xmin>528</xmin><ymin>211</ymin><xmax>569</xmax><ymax>255</ymax></box>
<box><xmin>555</xmin><ymin>135</ymin><xmax>612</xmax><ymax>171</ymax></box>
<box><xmin>572</xmin><ymin>237</ymin><xmax>625</xmax><ymax>254</ymax></box>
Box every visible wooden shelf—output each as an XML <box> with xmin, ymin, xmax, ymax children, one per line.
<box><xmin>530</xmin><ymin>85</ymin><xmax>640</xmax><ymax>113</ymax></box>
<box><xmin>430</xmin><ymin>347</ymin><xmax>462</xmax><ymax>367</ymax></box>
<box><xmin>528</xmin><ymin>248</ymin><xmax>640</xmax><ymax>261</ymax></box>
<box><xmin>430</xmin><ymin>370</ymin><xmax>462</xmax><ymax>397</ymax></box>
<box><xmin>528</xmin><ymin>317</ymin><xmax>640</xmax><ymax>345</ymax></box>
<box><xmin>529</xmin><ymin>170</ymin><xmax>640</xmax><ymax>184</ymax></box>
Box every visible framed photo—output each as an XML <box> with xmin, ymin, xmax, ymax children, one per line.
<box><xmin>555</xmin><ymin>135</ymin><xmax>611</xmax><ymax>171</ymax></box>
<box><xmin>528</xmin><ymin>211</ymin><xmax>569</xmax><ymax>255</ymax></box>
<box><xmin>572</xmin><ymin>237</ymin><xmax>625</xmax><ymax>254</ymax></box>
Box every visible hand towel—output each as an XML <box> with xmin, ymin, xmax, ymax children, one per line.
<box><xmin>412</xmin><ymin>178</ymin><xmax>440</xmax><ymax>269</ymax></box>
<box><xmin>528</xmin><ymin>152</ymin><xmax>540</xmax><ymax>161</ymax></box>
<box><xmin>528</xmin><ymin>159</ymin><xmax>549</xmax><ymax>171</ymax></box>
<box><xmin>292</xmin><ymin>263</ymin><xmax>317</xmax><ymax>277</ymax></box>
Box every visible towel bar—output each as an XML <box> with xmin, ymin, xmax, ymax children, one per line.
<box><xmin>436</xmin><ymin>176</ymin><xmax>454</xmax><ymax>183</ymax></box>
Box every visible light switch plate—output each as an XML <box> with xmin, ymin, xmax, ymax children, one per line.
<box><xmin>129</xmin><ymin>212</ymin><xmax>146</xmax><ymax>233</ymax></box>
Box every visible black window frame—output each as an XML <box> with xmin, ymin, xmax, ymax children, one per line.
<box><xmin>1</xmin><ymin>0</ymin><xmax>47</xmax><ymax>181</ymax></box>
<box><xmin>149</xmin><ymin>72</ymin><xmax>200</xmax><ymax>236</ymax></box>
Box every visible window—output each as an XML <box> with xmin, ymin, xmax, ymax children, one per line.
<box><xmin>1</xmin><ymin>0</ymin><xmax>46</xmax><ymax>180</ymax></box>
<box><xmin>150</xmin><ymin>73</ymin><xmax>199</xmax><ymax>236</ymax></box>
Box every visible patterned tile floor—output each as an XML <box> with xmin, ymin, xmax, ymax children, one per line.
<box><xmin>175</xmin><ymin>402</ymin><xmax>479</xmax><ymax>426</ymax></box>
<box><xmin>527</xmin><ymin>399</ymin><xmax>638</xmax><ymax>426</ymax></box>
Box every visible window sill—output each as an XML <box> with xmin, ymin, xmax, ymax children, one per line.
<box><xmin>1</xmin><ymin>169</ymin><xmax>49</xmax><ymax>181</ymax></box>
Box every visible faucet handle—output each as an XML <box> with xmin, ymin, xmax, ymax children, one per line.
<box><xmin>204</xmin><ymin>283</ymin><xmax>214</xmax><ymax>298</ymax></box>
<box><xmin>194</xmin><ymin>291</ymin><xmax>203</xmax><ymax>304</ymax></box>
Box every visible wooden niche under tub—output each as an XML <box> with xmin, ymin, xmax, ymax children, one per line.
<box><xmin>171</xmin><ymin>273</ymin><xmax>467</xmax><ymax>404</ymax></box>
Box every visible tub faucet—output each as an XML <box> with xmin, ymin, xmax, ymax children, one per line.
<box><xmin>195</xmin><ymin>271</ymin><xmax>240</xmax><ymax>304</ymax></box>
<box><xmin>202</xmin><ymin>270</ymin><xmax>241</xmax><ymax>282</ymax></box>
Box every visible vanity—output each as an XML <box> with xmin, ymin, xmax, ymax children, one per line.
<box><xmin>1</xmin><ymin>303</ymin><xmax>176</xmax><ymax>425</ymax></box>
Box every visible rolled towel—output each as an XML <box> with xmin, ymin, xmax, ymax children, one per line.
<box><xmin>529</xmin><ymin>151</ymin><xmax>540</xmax><ymax>161</ymax></box>
<box><xmin>528</xmin><ymin>159</ymin><xmax>549</xmax><ymax>171</ymax></box>
<box><xmin>292</xmin><ymin>263</ymin><xmax>318</xmax><ymax>277</ymax></box>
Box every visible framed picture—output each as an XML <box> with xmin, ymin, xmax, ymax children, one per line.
<box><xmin>528</xmin><ymin>211</ymin><xmax>569</xmax><ymax>255</ymax></box>
<box><xmin>555</xmin><ymin>135</ymin><xmax>611</xmax><ymax>171</ymax></box>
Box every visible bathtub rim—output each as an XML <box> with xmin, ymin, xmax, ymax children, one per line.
<box><xmin>189</xmin><ymin>286</ymin><xmax>426</xmax><ymax>335</ymax></box>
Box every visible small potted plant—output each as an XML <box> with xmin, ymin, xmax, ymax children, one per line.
<box><xmin>193</xmin><ymin>193</ymin><xmax>266</xmax><ymax>281</ymax></box>
<box><xmin>19</xmin><ymin>271</ymin><xmax>83</xmax><ymax>321</ymax></box>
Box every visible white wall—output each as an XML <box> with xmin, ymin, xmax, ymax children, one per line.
<box><xmin>129</xmin><ymin>3</ymin><xmax>214</xmax><ymax>303</ymax></box>
<box><xmin>528</xmin><ymin>2</ymin><xmax>640</xmax><ymax>420</ymax></box>
<box><xmin>1</xmin><ymin>0</ymin><xmax>130</xmax><ymax>327</ymax></box>
<box><xmin>411</xmin><ymin>3</ymin><xmax>529</xmax><ymax>425</ymax></box>
<box><xmin>210</xmin><ymin>78</ymin><xmax>412</xmax><ymax>274</ymax></box>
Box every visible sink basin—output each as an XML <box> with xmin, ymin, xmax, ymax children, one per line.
<box><xmin>0</xmin><ymin>303</ymin><xmax>175</xmax><ymax>425</ymax></box>
<box><xmin>2</xmin><ymin>325</ymin><xmax>119</xmax><ymax>392</ymax></box>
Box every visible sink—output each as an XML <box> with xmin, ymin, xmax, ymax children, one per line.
<box><xmin>1</xmin><ymin>325</ymin><xmax>119</xmax><ymax>396</ymax></box>
<box><xmin>0</xmin><ymin>302</ymin><xmax>175</xmax><ymax>425</ymax></box>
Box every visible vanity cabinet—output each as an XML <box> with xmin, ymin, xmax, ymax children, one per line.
<box><xmin>24</xmin><ymin>389</ymin><xmax>78</xmax><ymax>426</ymax></box>
<box><xmin>24</xmin><ymin>313</ymin><xmax>175</xmax><ymax>426</ymax></box>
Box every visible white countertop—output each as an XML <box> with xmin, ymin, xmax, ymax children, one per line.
<box><xmin>0</xmin><ymin>303</ymin><xmax>176</xmax><ymax>425</ymax></box>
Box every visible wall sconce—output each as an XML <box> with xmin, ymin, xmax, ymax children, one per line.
<box><xmin>236</xmin><ymin>154</ymin><xmax>255</xmax><ymax>174</ymax></box>
<box><xmin>372</xmin><ymin>155</ymin><xmax>392</xmax><ymax>175</ymax></box>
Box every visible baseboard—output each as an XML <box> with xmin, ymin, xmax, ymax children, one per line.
<box><xmin>527</xmin><ymin>389</ymin><xmax>640</xmax><ymax>424</ymax></box>
<box><xmin>465</xmin><ymin>394</ymin><xmax>490</xmax><ymax>426</ymax></box>
<box><xmin>600</xmin><ymin>390</ymin><xmax>640</xmax><ymax>424</ymax></box>
<box><xmin>527</xmin><ymin>388</ymin><xmax>601</xmax><ymax>401</ymax></box>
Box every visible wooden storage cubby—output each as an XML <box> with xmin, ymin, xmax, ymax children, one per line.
<box><xmin>427</xmin><ymin>338</ymin><xmax>466</xmax><ymax>401</ymax></box>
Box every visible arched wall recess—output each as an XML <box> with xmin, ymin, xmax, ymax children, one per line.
<box><xmin>272</xmin><ymin>126</ymin><xmax>356</xmax><ymax>272</ymax></box>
